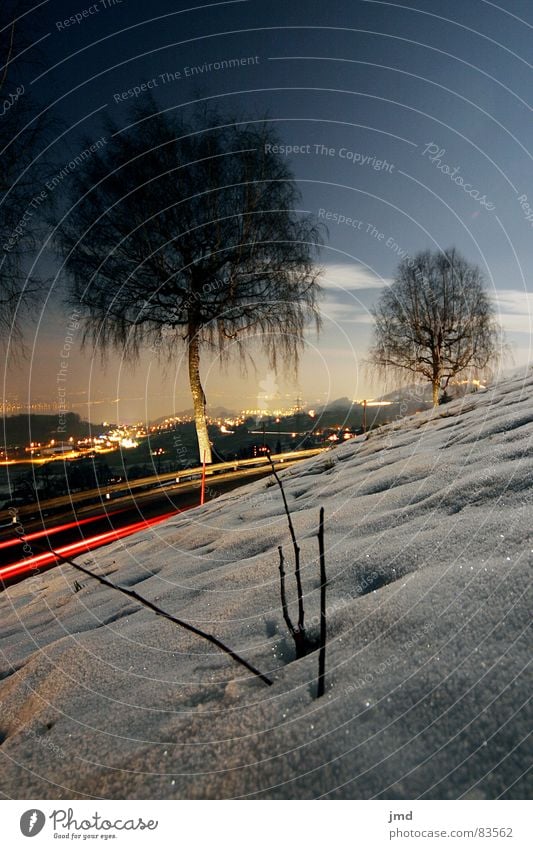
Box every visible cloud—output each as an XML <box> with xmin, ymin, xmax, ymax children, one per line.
<box><xmin>319</xmin><ymin>262</ymin><xmax>390</xmax><ymax>291</ymax></box>
<box><xmin>318</xmin><ymin>272</ymin><xmax>532</xmax><ymax>337</ymax></box>
<box><xmin>493</xmin><ymin>289</ymin><xmax>533</xmax><ymax>335</ymax></box>
<box><xmin>315</xmin><ymin>262</ymin><xmax>389</xmax><ymax>324</ymax></box>
<box><xmin>321</xmin><ymin>306</ymin><xmax>375</xmax><ymax>325</ymax></box>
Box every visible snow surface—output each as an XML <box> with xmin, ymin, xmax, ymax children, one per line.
<box><xmin>0</xmin><ymin>371</ymin><xmax>531</xmax><ymax>799</ymax></box>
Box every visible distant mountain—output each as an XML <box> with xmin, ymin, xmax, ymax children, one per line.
<box><xmin>377</xmin><ymin>377</ymin><xmax>488</xmax><ymax>404</ymax></box>
<box><xmin>317</xmin><ymin>397</ymin><xmax>354</xmax><ymax>412</ymax></box>
<box><xmin>377</xmin><ymin>382</ymin><xmax>433</xmax><ymax>403</ymax></box>
<box><xmin>150</xmin><ymin>406</ymin><xmax>236</xmax><ymax>425</ymax></box>
<box><xmin>2</xmin><ymin>413</ymin><xmax>97</xmax><ymax>446</ymax></box>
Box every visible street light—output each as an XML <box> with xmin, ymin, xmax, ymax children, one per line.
<box><xmin>152</xmin><ymin>447</ymin><xmax>165</xmax><ymax>473</ymax></box>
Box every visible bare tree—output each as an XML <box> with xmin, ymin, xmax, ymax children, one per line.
<box><xmin>54</xmin><ymin>102</ymin><xmax>323</xmax><ymax>462</ymax></box>
<box><xmin>368</xmin><ymin>248</ymin><xmax>501</xmax><ymax>406</ymax></box>
<box><xmin>0</xmin><ymin>3</ymin><xmax>53</xmax><ymax>349</ymax></box>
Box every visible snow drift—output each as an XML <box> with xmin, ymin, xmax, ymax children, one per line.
<box><xmin>0</xmin><ymin>370</ymin><xmax>531</xmax><ymax>799</ymax></box>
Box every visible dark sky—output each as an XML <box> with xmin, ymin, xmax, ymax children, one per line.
<box><xmin>2</xmin><ymin>0</ymin><xmax>532</xmax><ymax>422</ymax></box>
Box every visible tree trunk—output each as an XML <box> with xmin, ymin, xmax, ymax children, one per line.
<box><xmin>188</xmin><ymin>328</ymin><xmax>212</xmax><ymax>464</ymax></box>
<box><xmin>432</xmin><ymin>378</ymin><xmax>440</xmax><ymax>407</ymax></box>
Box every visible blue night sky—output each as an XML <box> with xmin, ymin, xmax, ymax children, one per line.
<box><xmin>3</xmin><ymin>0</ymin><xmax>532</xmax><ymax>422</ymax></box>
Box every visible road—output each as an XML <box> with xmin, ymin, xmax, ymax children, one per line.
<box><xmin>0</xmin><ymin>507</ymin><xmax>184</xmax><ymax>585</ymax></box>
<box><xmin>0</xmin><ymin>449</ymin><xmax>324</xmax><ymax>588</ymax></box>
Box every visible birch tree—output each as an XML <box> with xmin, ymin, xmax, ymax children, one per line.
<box><xmin>368</xmin><ymin>248</ymin><xmax>500</xmax><ymax>406</ymax></box>
<box><xmin>55</xmin><ymin>103</ymin><xmax>322</xmax><ymax>462</ymax></box>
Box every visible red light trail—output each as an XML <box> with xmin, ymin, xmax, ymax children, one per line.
<box><xmin>0</xmin><ymin>512</ymin><xmax>128</xmax><ymax>551</ymax></box>
<box><xmin>0</xmin><ymin>509</ymin><xmax>179</xmax><ymax>583</ymax></box>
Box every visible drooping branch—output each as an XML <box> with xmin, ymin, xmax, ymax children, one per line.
<box><xmin>0</xmin><ymin>21</ymin><xmax>16</xmax><ymax>92</ymax></box>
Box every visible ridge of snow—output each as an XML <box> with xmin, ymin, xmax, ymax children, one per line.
<box><xmin>0</xmin><ymin>368</ymin><xmax>531</xmax><ymax>799</ymax></box>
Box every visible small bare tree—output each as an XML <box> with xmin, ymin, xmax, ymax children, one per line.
<box><xmin>54</xmin><ymin>101</ymin><xmax>323</xmax><ymax>462</ymax></box>
<box><xmin>368</xmin><ymin>248</ymin><xmax>501</xmax><ymax>405</ymax></box>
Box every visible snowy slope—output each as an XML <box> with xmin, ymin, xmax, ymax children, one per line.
<box><xmin>0</xmin><ymin>370</ymin><xmax>531</xmax><ymax>800</ymax></box>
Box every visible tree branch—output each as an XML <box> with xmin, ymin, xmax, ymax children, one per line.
<box><xmin>28</xmin><ymin>541</ymin><xmax>273</xmax><ymax>686</ymax></box>
<box><xmin>267</xmin><ymin>454</ymin><xmax>304</xmax><ymax>631</ymax></box>
<box><xmin>317</xmin><ymin>506</ymin><xmax>327</xmax><ymax>699</ymax></box>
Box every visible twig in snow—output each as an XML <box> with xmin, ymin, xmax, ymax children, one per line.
<box><xmin>267</xmin><ymin>454</ymin><xmax>304</xmax><ymax>631</ymax></box>
<box><xmin>317</xmin><ymin>506</ymin><xmax>327</xmax><ymax>698</ymax></box>
<box><xmin>29</xmin><ymin>542</ymin><xmax>273</xmax><ymax>686</ymax></box>
<box><xmin>278</xmin><ymin>544</ymin><xmax>311</xmax><ymax>658</ymax></box>
<box><xmin>278</xmin><ymin>545</ymin><xmax>296</xmax><ymax>638</ymax></box>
